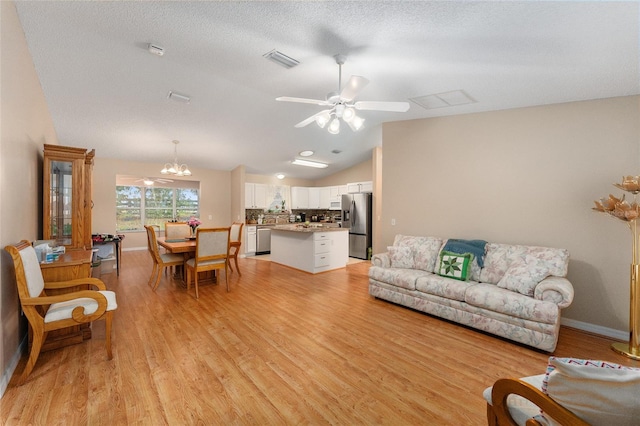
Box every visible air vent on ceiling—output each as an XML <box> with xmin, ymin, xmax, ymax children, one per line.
<box><xmin>263</xmin><ymin>49</ymin><xmax>300</xmax><ymax>69</ymax></box>
<box><xmin>148</xmin><ymin>43</ymin><xmax>164</xmax><ymax>56</ymax></box>
<box><xmin>167</xmin><ymin>91</ymin><xmax>191</xmax><ymax>104</ymax></box>
<box><xmin>410</xmin><ymin>90</ymin><xmax>476</xmax><ymax>110</ymax></box>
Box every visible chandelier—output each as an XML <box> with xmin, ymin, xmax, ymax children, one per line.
<box><xmin>160</xmin><ymin>140</ymin><xmax>192</xmax><ymax>176</ymax></box>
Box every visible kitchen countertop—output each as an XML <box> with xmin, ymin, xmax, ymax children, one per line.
<box><xmin>272</xmin><ymin>224</ymin><xmax>346</xmax><ymax>233</ymax></box>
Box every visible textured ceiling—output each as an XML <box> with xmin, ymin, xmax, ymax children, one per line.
<box><xmin>14</xmin><ymin>1</ymin><xmax>640</xmax><ymax>180</ymax></box>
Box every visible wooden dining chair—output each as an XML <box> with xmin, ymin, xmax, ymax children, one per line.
<box><xmin>4</xmin><ymin>240</ymin><xmax>117</xmax><ymax>384</ymax></box>
<box><xmin>185</xmin><ymin>227</ymin><xmax>231</xmax><ymax>299</ymax></box>
<box><xmin>228</xmin><ymin>221</ymin><xmax>244</xmax><ymax>275</ymax></box>
<box><xmin>165</xmin><ymin>221</ymin><xmax>190</xmax><ymax>239</ymax></box>
<box><xmin>144</xmin><ymin>225</ymin><xmax>185</xmax><ymax>291</ymax></box>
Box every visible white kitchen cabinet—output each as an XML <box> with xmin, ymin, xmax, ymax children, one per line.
<box><xmin>245</xmin><ymin>225</ymin><xmax>257</xmax><ymax>254</ymax></box>
<box><xmin>245</xmin><ymin>183</ymin><xmax>267</xmax><ymax>209</ymax></box>
<box><xmin>291</xmin><ymin>186</ymin><xmax>309</xmax><ymax>209</ymax></box>
<box><xmin>319</xmin><ymin>187</ymin><xmax>331</xmax><ymax>209</ymax></box>
<box><xmin>347</xmin><ymin>181</ymin><xmax>373</xmax><ymax>193</ymax></box>
<box><xmin>308</xmin><ymin>187</ymin><xmax>320</xmax><ymax>209</ymax></box>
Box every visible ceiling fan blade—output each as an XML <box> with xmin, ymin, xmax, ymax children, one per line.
<box><xmin>340</xmin><ymin>76</ymin><xmax>369</xmax><ymax>101</ymax></box>
<box><xmin>294</xmin><ymin>109</ymin><xmax>333</xmax><ymax>128</ymax></box>
<box><xmin>354</xmin><ymin>101</ymin><xmax>410</xmax><ymax>112</ymax></box>
<box><xmin>276</xmin><ymin>96</ymin><xmax>331</xmax><ymax>106</ymax></box>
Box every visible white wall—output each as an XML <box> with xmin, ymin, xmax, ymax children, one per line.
<box><xmin>381</xmin><ymin>95</ymin><xmax>640</xmax><ymax>333</ymax></box>
<box><xmin>0</xmin><ymin>1</ymin><xmax>59</xmax><ymax>396</ymax></box>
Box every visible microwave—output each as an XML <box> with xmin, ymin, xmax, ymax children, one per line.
<box><xmin>329</xmin><ymin>200</ymin><xmax>341</xmax><ymax>210</ymax></box>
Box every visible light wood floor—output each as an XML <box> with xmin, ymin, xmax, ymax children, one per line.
<box><xmin>2</xmin><ymin>250</ymin><xmax>638</xmax><ymax>425</ymax></box>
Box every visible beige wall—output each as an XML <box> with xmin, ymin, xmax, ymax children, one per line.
<box><xmin>93</xmin><ymin>158</ymin><xmax>231</xmax><ymax>250</ymax></box>
<box><xmin>0</xmin><ymin>1</ymin><xmax>59</xmax><ymax>393</ymax></box>
<box><xmin>382</xmin><ymin>96</ymin><xmax>640</xmax><ymax>333</ymax></box>
<box><xmin>314</xmin><ymin>158</ymin><xmax>373</xmax><ymax>187</ymax></box>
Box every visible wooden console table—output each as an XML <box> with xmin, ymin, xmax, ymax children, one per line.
<box><xmin>39</xmin><ymin>249</ymin><xmax>93</xmax><ymax>351</ymax></box>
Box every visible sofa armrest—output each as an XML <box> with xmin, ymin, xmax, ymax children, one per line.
<box><xmin>534</xmin><ymin>276</ymin><xmax>574</xmax><ymax>309</ymax></box>
<box><xmin>371</xmin><ymin>252</ymin><xmax>391</xmax><ymax>268</ymax></box>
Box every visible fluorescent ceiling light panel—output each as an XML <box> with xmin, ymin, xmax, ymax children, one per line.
<box><xmin>263</xmin><ymin>49</ymin><xmax>300</xmax><ymax>69</ymax></box>
<box><xmin>292</xmin><ymin>159</ymin><xmax>328</xmax><ymax>168</ymax></box>
<box><xmin>410</xmin><ymin>90</ymin><xmax>475</xmax><ymax>110</ymax></box>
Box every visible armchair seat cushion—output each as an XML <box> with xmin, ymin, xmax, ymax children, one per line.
<box><xmin>45</xmin><ymin>290</ymin><xmax>118</xmax><ymax>323</ymax></box>
<box><xmin>483</xmin><ymin>374</ymin><xmax>546</xmax><ymax>426</ymax></box>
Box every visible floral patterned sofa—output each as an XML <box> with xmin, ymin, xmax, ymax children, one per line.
<box><xmin>368</xmin><ymin>235</ymin><xmax>574</xmax><ymax>352</ymax></box>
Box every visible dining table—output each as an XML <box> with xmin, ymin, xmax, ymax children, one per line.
<box><xmin>157</xmin><ymin>236</ymin><xmax>196</xmax><ymax>254</ymax></box>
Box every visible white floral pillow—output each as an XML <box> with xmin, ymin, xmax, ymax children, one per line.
<box><xmin>497</xmin><ymin>256</ymin><xmax>550</xmax><ymax>296</ymax></box>
<box><xmin>387</xmin><ymin>245</ymin><xmax>415</xmax><ymax>269</ymax></box>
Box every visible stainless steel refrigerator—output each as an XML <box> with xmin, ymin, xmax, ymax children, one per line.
<box><xmin>341</xmin><ymin>192</ymin><xmax>372</xmax><ymax>259</ymax></box>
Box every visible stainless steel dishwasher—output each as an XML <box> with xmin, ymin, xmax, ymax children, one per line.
<box><xmin>256</xmin><ymin>227</ymin><xmax>271</xmax><ymax>254</ymax></box>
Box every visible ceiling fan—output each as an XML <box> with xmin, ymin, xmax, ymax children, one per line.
<box><xmin>276</xmin><ymin>54</ymin><xmax>410</xmax><ymax>134</ymax></box>
<box><xmin>132</xmin><ymin>177</ymin><xmax>174</xmax><ymax>186</ymax></box>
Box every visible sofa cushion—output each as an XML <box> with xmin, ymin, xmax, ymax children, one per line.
<box><xmin>438</xmin><ymin>250</ymin><xmax>473</xmax><ymax>281</ymax></box>
<box><xmin>464</xmin><ymin>283</ymin><xmax>559</xmax><ymax>324</ymax></box>
<box><xmin>479</xmin><ymin>243</ymin><xmax>569</xmax><ymax>285</ymax></box>
<box><xmin>368</xmin><ymin>266</ymin><xmax>428</xmax><ymax>291</ymax></box>
<box><xmin>415</xmin><ymin>274</ymin><xmax>476</xmax><ymax>302</ymax></box>
<box><xmin>497</xmin><ymin>256</ymin><xmax>551</xmax><ymax>297</ymax></box>
<box><xmin>392</xmin><ymin>235</ymin><xmax>443</xmax><ymax>272</ymax></box>
<box><xmin>388</xmin><ymin>245</ymin><xmax>415</xmax><ymax>269</ymax></box>
<box><xmin>541</xmin><ymin>357</ymin><xmax>640</xmax><ymax>426</ymax></box>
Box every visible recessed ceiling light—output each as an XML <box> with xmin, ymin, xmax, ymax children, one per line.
<box><xmin>276</xmin><ymin>173</ymin><xmax>285</xmax><ymax>179</ymax></box>
<box><xmin>292</xmin><ymin>159</ymin><xmax>328</xmax><ymax>169</ymax></box>
<box><xmin>299</xmin><ymin>150</ymin><xmax>314</xmax><ymax>157</ymax></box>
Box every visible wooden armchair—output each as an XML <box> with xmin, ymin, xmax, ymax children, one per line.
<box><xmin>486</xmin><ymin>377</ymin><xmax>588</xmax><ymax>426</ymax></box>
<box><xmin>4</xmin><ymin>241</ymin><xmax>118</xmax><ymax>384</ymax></box>
<box><xmin>228</xmin><ymin>221</ymin><xmax>244</xmax><ymax>275</ymax></box>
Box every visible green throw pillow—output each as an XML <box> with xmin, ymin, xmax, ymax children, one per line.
<box><xmin>438</xmin><ymin>250</ymin><xmax>473</xmax><ymax>281</ymax></box>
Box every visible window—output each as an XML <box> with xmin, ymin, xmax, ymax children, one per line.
<box><xmin>115</xmin><ymin>176</ymin><xmax>199</xmax><ymax>232</ymax></box>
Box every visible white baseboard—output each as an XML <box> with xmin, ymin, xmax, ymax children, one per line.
<box><xmin>561</xmin><ymin>317</ymin><xmax>628</xmax><ymax>341</ymax></box>
<box><xmin>1</xmin><ymin>336</ymin><xmax>26</xmax><ymax>398</ymax></box>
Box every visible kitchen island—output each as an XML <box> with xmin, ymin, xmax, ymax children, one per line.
<box><xmin>270</xmin><ymin>225</ymin><xmax>349</xmax><ymax>274</ymax></box>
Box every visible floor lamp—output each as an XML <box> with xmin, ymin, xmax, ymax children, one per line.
<box><xmin>593</xmin><ymin>176</ymin><xmax>640</xmax><ymax>360</ymax></box>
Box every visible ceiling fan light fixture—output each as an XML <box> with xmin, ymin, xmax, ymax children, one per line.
<box><xmin>315</xmin><ymin>112</ymin><xmax>330</xmax><ymax>128</ymax></box>
<box><xmin>276</xmin><ymin>173</ymin><xmax>285</xmax><ymax>180</ymax></box>
<box><xmin>143</xmin><ymin>179</ymin><xmax>155</xmax><ymax>186</ymax></box>
<box><xmin>342</xmin><ymin>107</ymin><xmax>356</xmax><ymax>122</ymax></box>
<box><xmin>348</xmin><ymin>115</ymin><xmax>365</xmax><ymax>131</ymax></box>
<box><xmin>328</xmin><ymin>117</ymin><xmax>341</xmax><ymax>134</ymax></box>
<box><xmin>292</xmin><ymin>159</ymin><xmax>328</xmax><ymax>168</ymax></box>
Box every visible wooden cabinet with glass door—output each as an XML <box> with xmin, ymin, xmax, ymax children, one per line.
<box><xmin>43</xmin><ymin>144</ymin><xmax>94</xmax><ymax>250</ymax></box>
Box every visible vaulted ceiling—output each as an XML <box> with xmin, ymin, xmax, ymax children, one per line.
<box><xmin>14</xmin><ymin>1</ymin><xmax>640</xmax><ymax>180</ymax></box>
